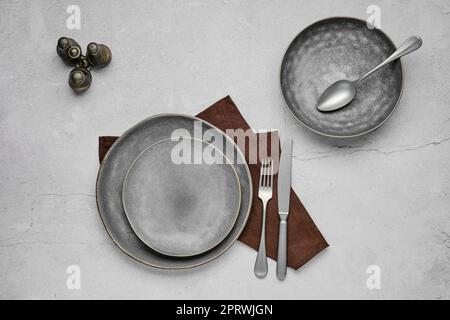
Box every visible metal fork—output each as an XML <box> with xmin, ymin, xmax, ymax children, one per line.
<box><xmin>254</xmin><ymin>158</ymin><xmax>273</xmax><ymax>278</ymax></box>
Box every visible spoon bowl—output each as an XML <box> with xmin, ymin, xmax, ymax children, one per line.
<box><xmin>317</xmin><ymin>80</ymin><xmax>356</xmax><ymax>112</ymax></box>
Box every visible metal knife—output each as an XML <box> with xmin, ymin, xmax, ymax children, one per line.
<box><xmin>276</xmin><ymin>138</ymin><xmax>293</xmax><ymax>281</ymax></box>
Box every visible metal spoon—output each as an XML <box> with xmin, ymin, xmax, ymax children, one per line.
<box><xmin>316</xmin><ymin>36</ymin><xmax>422</xmax><ymax>112</ymax></box>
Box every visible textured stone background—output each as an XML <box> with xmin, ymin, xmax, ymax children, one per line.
<box><xmin>0</xmin><ymin>0</ymin><xmax>449</xmax><ymax>299</ymax></box>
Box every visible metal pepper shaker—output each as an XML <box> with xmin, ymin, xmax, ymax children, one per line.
<box><xmin>86</xmin><ymin>42</ymin><xmax>112</xmax><ymax>68</ymax></box>
<box><xmin>56</xmin><ymin>37</ymin><xmax>82</xmax><ymax>65</ymax></box>
<box><xmin>68</xmin><ymin>67</ymin><xmax>92</xmax><ymax>93</ymax></box>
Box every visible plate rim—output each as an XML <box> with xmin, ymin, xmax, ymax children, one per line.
<box><xmin>121</xmin><ymin>136</ymin><xmax>242</xmax><ymax>258</ymax></box>
<box><xmin>279</xmin><ymin>16</ymin><xmax>405</xmax><ymax>138</ymax></box>
<box><xmin>95</xmin><ymin>113</ymin><xmax>253</xmax><ymax>269</ymax></box>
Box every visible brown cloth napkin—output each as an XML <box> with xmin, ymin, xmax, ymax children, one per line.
<box><xmin>98</xmin><ymin>96</ymin><xmax>328</xmax><ymax>269</ymax></box>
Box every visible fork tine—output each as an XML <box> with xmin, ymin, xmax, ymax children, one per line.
<box><xmin>264</xmin><ymin>158</ymin><xmax>268</xmax><ymax>188</ymax></box>
<box><xmin>269</xmin><ymin>159</ymin><xmax>273</xmax><ymax>188</ymax></box>
<box><xmin>262</xmin><ymin>159</ymin><xmax>267</xmax><ymax>188</ymax></box>
<box><xmin>259</xmin><ymin>159</ymin><xmax>264</xmax><ymax>187</ymax></box>
<box><xmin>264</xmin><ymin>159</ymin><xmax>269</xmax><ymax>188</ymax></box>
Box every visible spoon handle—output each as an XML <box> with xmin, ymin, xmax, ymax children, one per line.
<box><xmin>357</xmin><ymin>36</ymin><xmax>422</xmax><ymax>84</ymax></box>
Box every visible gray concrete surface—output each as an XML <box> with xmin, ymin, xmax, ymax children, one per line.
<box><xmin>0</xmin><ymin>0</ymin><xmax>449</xmax><ymax>299</ymax></box>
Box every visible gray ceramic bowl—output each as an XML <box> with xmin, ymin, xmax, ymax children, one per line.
<box><xmin>281</xmin><ymin>17</ymin><xmax>403</xmax><ymax>138</ymax></box>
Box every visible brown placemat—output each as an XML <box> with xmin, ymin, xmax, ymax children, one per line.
<box><xmin>98</xmin><ymin>96</ymin><xmax>328</xmax><ymax>269</ymax></box>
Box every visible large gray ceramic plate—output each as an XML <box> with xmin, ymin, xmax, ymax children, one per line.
<box><xmin>281</xmin><ymin>17</ymin><xmax>403</xmax><ymax>137</ymax></box>
<box><xmin>122</xmin><ymin>137</ymin><xmax>241</xmax><ymax>257</ymax></box>
<box><xmin>96</xmin><ymin>114</ymin><xmax>252</xmax><ymax>269</ymax></box>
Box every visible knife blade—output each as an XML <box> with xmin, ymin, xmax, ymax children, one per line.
<box><xmin>276</xmin><ymin>138</ymin><xmax>293</xmax><ymax>280</ymax></box>
<box><xmin>277</xmin><ymin>138</ymin><xmax>293</xmax><ymax>216</ymax></box>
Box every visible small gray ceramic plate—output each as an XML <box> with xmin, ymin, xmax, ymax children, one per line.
<box><xmin>281</xmin><ymin>17</ymin><xmax>403</xmax><ymax>138</ymax></box>
<box><xmin>122</xmin><ymin>137</ymin><xmax>241</xmax><ymax>257</ymax></box>
<box><xmin>96</xmin><ymin>114</ymin><xmax>252</xmax><ymax>269</ymax></box>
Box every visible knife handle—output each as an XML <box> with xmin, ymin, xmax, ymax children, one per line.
<box><xmin>276</xmin><ymin>218</ymin><xmax>287</xmax><ymax>280</ymax></box>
